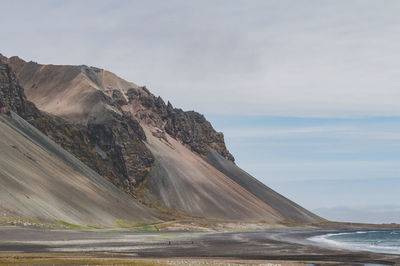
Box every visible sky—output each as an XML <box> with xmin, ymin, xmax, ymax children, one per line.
<box><xmin>1</xmin><ymin>0</ymin><xmax>399</xmax><ymax>223</ymax></box>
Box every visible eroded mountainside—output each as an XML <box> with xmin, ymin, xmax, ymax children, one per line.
<box><xmin>1</xmin><ymin>53</ymin><xmax>322</xmax><ymax>223</ymax></box>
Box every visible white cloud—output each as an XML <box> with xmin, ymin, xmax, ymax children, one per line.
<box><xmin>314</xmin><ymin>205</ymin><xmax>400</xmax><ymax>224</ymax></box>
<box><xmin>221</xmin><ymin>125</ymin><xmax>351</xmax><ymax>138</ymax></box>
<box><xmin>1</xmin><ymin>0</ymin><xmax>400</xmax><ymax>117</ymax></box>
<box><xmin>222</xmin><ymin>125</ymin><xmax>400</xmax><ymax>140</ymax></box>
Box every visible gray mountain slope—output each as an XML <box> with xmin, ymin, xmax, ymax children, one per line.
<box><xmin>206</xmin><ymin>150</ymin><xmax>322</xmax><ymax>223</ymax></box>
<box><xmin>143</xmin><ymin>126</ymin><xmax>284</xmax><ymax>222</ymax></box>
<box><xmin>0</xmin><ymin>113</ymin><xmax>158</xmax><ymax>226</ymax></box>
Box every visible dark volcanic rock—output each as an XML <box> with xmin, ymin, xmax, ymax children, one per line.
<box><xmin>87</xmin><ymin>109</ymin><xmax>154</xmax><ymax>189</ymax></box>
<box><xmin>164</xmin><ymin>110</ymin><xmax>234</xmax><ymax>162</ymax></box>
<box><xmin>112</xmin><ymin>89</ymin><xmax>128</xmax><ymax>106</ymax></box>
<box><xmin>0</xmin><ymin>54</ymin><xmax>39</xmax><ymax>119</ymax></box>
<box><xmin>128</xmin><ymin>87</ymin><xmax>235</xmax><ymax>162</ymax></box>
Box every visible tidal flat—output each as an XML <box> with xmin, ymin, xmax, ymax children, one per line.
<box><xmin>1</xmin><ymin>226</ymin><xmax>400</xmax><ymax>265</ymax></box>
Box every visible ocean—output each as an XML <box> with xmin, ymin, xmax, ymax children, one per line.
<box><xmin>309</xmin><ymin>230</ymin><xmax>400</xmax><ymax>255</ymax></box>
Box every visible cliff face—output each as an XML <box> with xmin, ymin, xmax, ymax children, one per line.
<box><xmin>125</xmin><ymin>87</ymin><xmax>235</xmax><ymax>162</ymax></box>
<box><xmin>3</xmin><ymin>54</ymin><xmax>322</xmax><ymax>223</ymax></box>
<box><xmin>87</xmin><ymin>109</ymin><xmax>154</xmax><ymax>189</ymax></box>
<box><xmin>0</xmin><ymin>54</ymin><xmax>38</xmax><ymax>119</ymax></box>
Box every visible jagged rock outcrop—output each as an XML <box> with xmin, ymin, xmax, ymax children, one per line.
<box><xmin>126</xmin><ymin>87</ymin><xmax>234</xmax><ymax>162</ymax></box>
<box><xmin>0</xmin><ymin>54</ymin><xmax>39</xmax><ymax>119</ymax></box>
<box><xmin>87</xmin><ymin>109</ymin><xmax>154</xmax><ymax>189</ymax></box>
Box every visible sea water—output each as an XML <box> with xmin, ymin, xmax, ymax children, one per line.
<box><xmin>309</xmin><ymin>230</ymin><xmax>400</xmax><ymax>255</ymax></box>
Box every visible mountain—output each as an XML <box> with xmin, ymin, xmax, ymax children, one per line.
<box><xmin>0</xmin><ymin>55</ymin><xmax>158</xmax><ymax>226</ymax></box>
<box><xmin>1</xmin><ymin>53</ymin><xmax>321</xmax><ymax>225</ymax></box>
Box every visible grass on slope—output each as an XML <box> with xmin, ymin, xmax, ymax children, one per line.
<box><xmin>0</xmin><ymin>216</ymin><xmax>323</xmax><ymax>232</ymax></box>
<box><xmin>56</xmin><ymin>220</ymin><xmax>104</xmax><ymax>230</ymax></box>
<box><xmin>115</xmin><ymin>220</ymin><xmax>159</xmax><ymax>231</ymax></box>
<box><xmin>0</xmin><ymin>217</ymin><xmax>105</xmax><ymax>230</ymax></box>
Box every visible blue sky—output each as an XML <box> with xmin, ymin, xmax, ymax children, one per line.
<box><xmin>1</xmin><ymin>0</ymin><xmax>400</xmax><ymax>223</ymax></box>
<box><xmin>207</xmin><ymin>115</ymin><xmax>400</xmax><ymax>223</ymax></box>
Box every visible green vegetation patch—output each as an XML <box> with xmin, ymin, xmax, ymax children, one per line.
<box><xmin>56</xmin><ymin>220</ymin><xmax>104</xmax><ymax>230</ymax></box>
<box><xmin>57</xmin><ymin>220</ymin><xmax>84</xmax><ymax>229</ymax></box>
<box><xmin>0</xmin><ymin>217</ymin><xmax>41</xmax><ymax>224</ymax></box>
<box><xmin>115</xmin><ymin>220</ymin><xmax>158</xmax><ymax>231</ymax></box>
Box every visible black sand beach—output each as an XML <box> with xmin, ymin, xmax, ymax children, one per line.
<box><xmin>0</xmin><ymin>227</ymin><xmax>399</xmax><ymax>265</ymax></box>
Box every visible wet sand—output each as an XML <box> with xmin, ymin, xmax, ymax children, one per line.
<box><xmin>0</xmin><ymin>227</ymin><xmax>399</xmax><ymax>265</ymax></box>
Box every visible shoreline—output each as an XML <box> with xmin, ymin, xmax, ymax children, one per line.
<box><xmin>306</xmin><ymin>229</ymin><xmax>400</xmax><ymax>256</ymax></box>
<box><xmin>0</xmin><ymin>227</ymin><xmax>399</xmax><ymax>265</ymax></box>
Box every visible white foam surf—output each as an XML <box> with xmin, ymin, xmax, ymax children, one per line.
<box><xmin>309</xmin><ymin>231</ymin><xmax>400</xmax><ymax>255</ymax></box>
